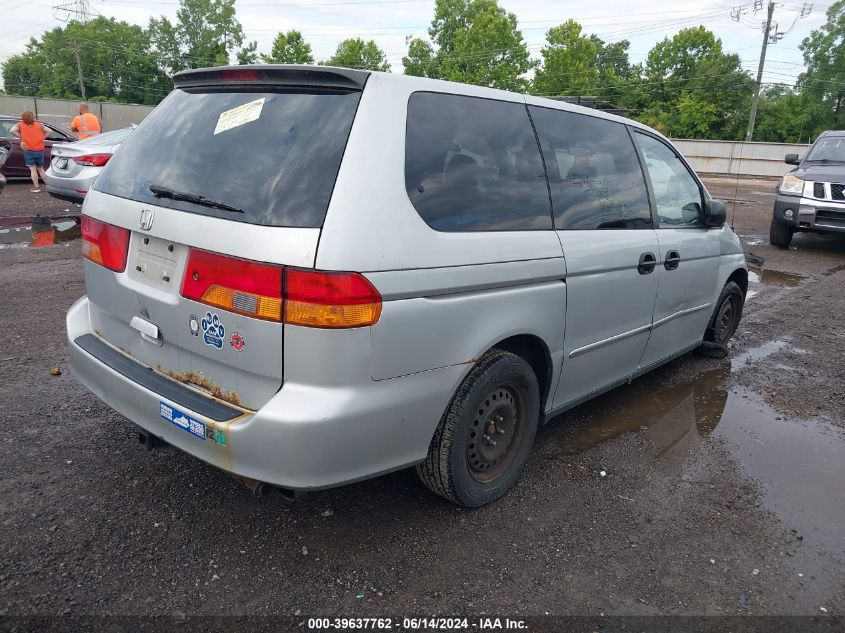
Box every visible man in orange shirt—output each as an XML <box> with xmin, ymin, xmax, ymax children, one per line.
<box><xmin>10</xmin><ymin>111</ymin><xmax>48</xmax><ymax>192</ymax></box>
<box><xmin>70</xmin><ymin>102</ymin><xmax>101</xmax><ymax>140</ymax></box>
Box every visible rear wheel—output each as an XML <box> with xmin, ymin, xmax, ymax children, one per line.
<box><xmin>416</xmin><ymin>350</ymin><xmax>540</xmax><ymax>507</ymax></box>
<box><xmin>705</xmin><ymin>281</ymin><xmax>744</xmax><ymax>347</ymax></box>
<box><xmin>769</xmin><ymin>220</ymin><xmax>794</xmax><ymax>248</ymax></box>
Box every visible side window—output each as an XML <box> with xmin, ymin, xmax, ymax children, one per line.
<box><xmin>0</xmin><ymin>121</ymin><xmax>14</xmax><ymax>137</ymax></box>
<box><xmin>405</xmin><ymin>92</ymin><xmax>552</xmax><ymax>231</ymax></box>
<box><xmin>528</xmin><ymin>106</ymin><xmax>651</xmax><ymax>230</ymax></box>
<box><xmin>45</xmin><ymin>127</ymin><xmax>66</xmax><ymax>141</ymax></box>
<box><xmin>635</xmin><ymin>133</ymin><xmax>704</xmax><ymax>228</ymax></box>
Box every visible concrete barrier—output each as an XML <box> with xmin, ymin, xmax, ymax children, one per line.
<box><xmin>673</xmin><ymin>139</ymin><xmax>812</xmax><ymax>178</ymax></box>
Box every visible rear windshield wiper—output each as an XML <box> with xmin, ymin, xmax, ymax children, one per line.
<box><xmin>149</xmin><ymin>184</ymin><xmax>244</xmax><ymax>214</ymax></box>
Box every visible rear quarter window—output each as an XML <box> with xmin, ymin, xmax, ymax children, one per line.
<box><xmin>93</xmin><ymin>88</ymin><xmax>361</xmax><ymax>228</ymax></box>
<box><xmin>404</xmin><ymin>92</ymin><xmax>552</xmax><ymax>232</ymax></box>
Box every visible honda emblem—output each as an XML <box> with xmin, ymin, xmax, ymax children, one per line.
<box><xmin>139</xmin><ymin>209</ymin><xmax>154</xmax><ymax>231</ymax></box>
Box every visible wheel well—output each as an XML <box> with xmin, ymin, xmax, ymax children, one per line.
<box><xmin>492</xmin><ymin>335</ymin><xmax>553</xmax><ymax>409</ymax></box>
<box><xmin>728</xmin><ymin>268</ymin><xmax>748</xmax><ymax>297</ymax></box>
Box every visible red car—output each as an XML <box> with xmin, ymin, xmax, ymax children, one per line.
<box><xmin>0</xmin><ymin>115</ymin><xmax>75</xmax><ymax>179</ymax></box>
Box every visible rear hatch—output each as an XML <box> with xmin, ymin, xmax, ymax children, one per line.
<box><xmin>49</xmin><ymin>128</ymin><xmax>134</xmax><ymax>180</ymax></box>
<box><xmin>82</xmin><ymin>65</ymin><xmax>367</xmax><ymax>410</ymax></box>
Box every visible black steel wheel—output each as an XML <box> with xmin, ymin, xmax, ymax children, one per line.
<box><xmin>705</xmin><ymin>281</ymin><xmax>745</xmax><ymax>347</ymax></box>
<box><xmin>417</xmin><ymin>350</ymin><xmax>540</xmax><ymax>507</ymax></box>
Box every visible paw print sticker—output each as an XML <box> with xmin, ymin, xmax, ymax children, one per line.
<box><xmin>201</xmin><ymin>311</ymin><xmax>225</xmax><ymax>349</ymax></box>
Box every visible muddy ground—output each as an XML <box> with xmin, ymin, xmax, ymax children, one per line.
<box><xmin>0</xmin><ymin>179</ymin><xmax>843</xmax><ymax>624</ymax></box>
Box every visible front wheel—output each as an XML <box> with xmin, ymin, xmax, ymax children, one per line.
<box><xmin>769</xmin><ymin>220</ymin><xmax>794</xmax><ymax>248</ymax></box>
<box><xmin>417</xmin><ymin>350</ymin><xmax>540</xmax><ymax>507</ymax></box>
<box><xmin>705</xmin><ymin>281</ymin><xmax>745</xmax><ymax>347</ymax></box>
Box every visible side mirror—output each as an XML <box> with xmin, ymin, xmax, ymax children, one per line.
<box><xmin>704</xmin><ymin>199</ymin><xmax>726</xmax><ymax>228</ymax></box>
<box><xmin>785</xmin><ymin>153</ymin><xmax>801</xmax><ymax>165</ymax></box>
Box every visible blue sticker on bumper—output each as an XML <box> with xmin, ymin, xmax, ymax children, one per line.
<box><xmin>160</xmin><ymin>402</ymin><xmax>206</xmax><ymax>440</ymax></box>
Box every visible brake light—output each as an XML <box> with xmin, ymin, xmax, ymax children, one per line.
<box><xmin>81</xmin><ymin>216</ymin><xmax>129</xmax><ymax>272</ymax></box>
<box><xmin>72</xmin><ymin>153</ymin><xmax>112</xmax><ymax>167</ymax></box>
<box><xmin>181</xmin><ymin>249</ymin><xmax>282</xmax><ymax>321</ymax></box>
<box><xmin>220</xmin><ymin>69</ymin><xmax>261</xmax><ymax>82</ymax></box>
<box><xmin>284</xmin><ymin>269</ymin><xmax>381</xmax><ymax>329</ymax></box>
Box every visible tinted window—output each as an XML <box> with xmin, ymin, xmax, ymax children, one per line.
<box><xmin>635</xmin><ymin>133</ymin><xmax>703</xmax><ymax>228</ymax></box>
<box><xmin>529</xmin><ymin>106</ymin><xmax>651</xmax><ymax>230</ymax></box>
<box><xmin>45</xmin><ymin>127</ymin><xmax>66</xmax><ymax>141</ymax></box>
<box><xmin>405</xmin><ymin>93</ymin><xmax>551</xmax><ymax>231</ymax></box>
<box><xmin>94</xmin><ymin>89</ymin><xmax>361</xmax><ymax>228</ymax></box>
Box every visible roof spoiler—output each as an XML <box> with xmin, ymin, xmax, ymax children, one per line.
<box><xmin>172</xmin><ymin>65</ymin><xmax>370</xmax><ymax>91</ymax></box>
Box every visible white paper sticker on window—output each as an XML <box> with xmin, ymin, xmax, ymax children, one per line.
<box><xmin>214</xmin><ymin>98</ymin><xmax>265</xmax><ymax>135</ymax></box>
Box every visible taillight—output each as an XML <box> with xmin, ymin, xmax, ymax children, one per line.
<box><xmin>72</xmin><ymin>153</ymin><xmax>112</xmax><ymax>167</ymax></box>
<box><xmin>284</xmin><ymin>268</ymin><xmax>381</xmax><ymax>329</ymax></box>
<box><xmin>181</xmin><ymin>249</ymin><xmax>283</xmax><ymax>321</ymax></box>
<box><xmin>81</xmin><ymin>216</ymin><xmax>129</xmax><ymax>272</ymax></box>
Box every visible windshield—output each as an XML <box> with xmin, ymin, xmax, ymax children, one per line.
<box><xmin>93</xmin><ymin>88</ymin><xmax>361</xmax><ymax>227</ymax></box>
<box><xmin>805</xmin><ymin>137</ymin><xmax>845</xmax><ymax>162</ymax></box>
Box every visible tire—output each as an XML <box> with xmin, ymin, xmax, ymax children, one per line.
<box><xmin>416</xmin><ymin>350</ymin><xmax>540</xmax><ymax>507</ymax></box>
<box><xmin>704</xmin><ymin>281</ymin><xmax>745</xmax><ymax>347</ymax></box>
<box><xmin>769</xmin><ymin>220</ymin><xmax>794</xmax><ymax>248</ymax></box>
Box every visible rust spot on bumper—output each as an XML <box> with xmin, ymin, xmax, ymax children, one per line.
<box><xmin>155</xmin><ymin>366</ymin><xmax>241</xmax><ymax>407</ymax></box>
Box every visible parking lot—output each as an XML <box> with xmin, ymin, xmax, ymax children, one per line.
<box><xmin>1</xmin><ymin>178</ymin><xmax>843</xmax><ymax>619</ymax></box>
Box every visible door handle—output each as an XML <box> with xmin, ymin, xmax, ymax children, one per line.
<box><xmin>664</xmin><ymin>250</ymin><xmax>681</xmax><ymax>271</ymax></box>
<box><xmin>638</xmin><ymin>252</ymin><xmax>656</xmax><ymax>275</ymax></box>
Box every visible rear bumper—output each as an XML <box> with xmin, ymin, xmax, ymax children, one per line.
<box><xmin>44</xmin><ymin>173</ymin><xmax>95</xmax><ymax>202</ymax></box>
<box><xmin>67</xmin><ymin>296</ymin><xmax>464</xmax><ymax>490</ymax></box>
<box><xmin>773</xmin><ymin>194</ymin><xmax>845</xmax><ymax>233</ymax></box>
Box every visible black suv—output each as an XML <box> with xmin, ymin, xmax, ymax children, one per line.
<box><xmin>771</xmin><ymin>130</ymin><xmax>845</xmax><ymax>248</ymax></box>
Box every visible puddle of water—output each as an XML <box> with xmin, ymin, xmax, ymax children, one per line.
<box><xmin>0</xmin><ymin>219</ymin><xmax>80</xmax><ymax>247</ymax></box>
<box><xmin>542</xmin><ymin>360</ymin><xmax>845</xmax><ymax>597</ymax></box>
<box><xmin>731</xmin><ymin>339</ymin><xmax>808</xmax><ymax>372</ymax></box>
<box><xmin>746</xmin><ymin>267</ymin><xmax>803</xmax><ymax>300</ymax></box>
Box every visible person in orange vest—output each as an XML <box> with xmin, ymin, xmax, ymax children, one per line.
<box><xmin>70</xmin><ymin>102</ymin><xmax>101</xmax><ymax>140</ymax></box>
<box><xmin>10</xmin><ymin>111</ymin><xmax>49</xmax><ymax>193</ymax></box>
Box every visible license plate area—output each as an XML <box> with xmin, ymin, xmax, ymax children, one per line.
<box><xmin>129</xmin><ymin>234</ymin><xmax>183</xmax><ymax>291</ymax></box>
<box><xmin>56</xmin><ymin>158</ymin><xmax>69</xmax><ymax>170</ymax></box>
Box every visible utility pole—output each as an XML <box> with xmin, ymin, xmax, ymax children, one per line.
<box><xmin>745</xmin><ymin>0</ymin><xmax>775</xmax><ymax>142</ymax></box>
<box><xmin>73</xmin><ymin>44</ymin><xmax>86</xmax><ymax>100</ymax></box>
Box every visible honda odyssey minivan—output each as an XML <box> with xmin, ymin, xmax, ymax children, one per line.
<box><xmin>67</xmin><ymin>65</ymin><xmax>747</xmax><ymax>507</ymax></box>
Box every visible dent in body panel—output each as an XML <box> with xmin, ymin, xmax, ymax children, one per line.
<box><xmin>369</xmin><ymin>280</ymin><xmax>566</xmax><ymax>384</ymax></box>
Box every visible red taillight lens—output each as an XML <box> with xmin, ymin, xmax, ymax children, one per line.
<box><xmin>181</xmin><ymin>249</ymin><xmax>283</xmax><ymax>321</ymax></box>
<box><xmin>81</xmin><ymin>216</ymin><xmax>129</xmax><ymax>272</ymax></box>
<box><xmin>220</xmin><ymin>69</ymin><xmax>261</xmax><ymax>82</ymax></box>
<box><xmin>72</xmin><ymin>153</ymin><xmax>112</xmax><ymax>167</ymax></box>
<box><xmin>284</xmin><ymin>269</ymin><xmax>381</xmax><ymax>329</ymax></box>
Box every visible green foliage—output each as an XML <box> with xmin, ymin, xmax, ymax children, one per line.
<box><xmin>403</xmin><ymin>0</ymin><xmax>532</xmax><ymax>92</ymax></box>
<box><xmin>626</xmin><ymin>26</ymin><xmax>753</xmax><ymax>138</ymax></box>
<box><xmin>2</xmin><ymin>17</ymin><xmax>170</xmax><ymax>105</ymax></box>
<box><xmin>237</xmin><ymin>41</ymin><xmax>260</xmax><ymax>65</ymax></box>
<box><xmin>531</xmin><ymin>20</ymin><xmax>631</xmax><ymax>99</ymax></box>
<box><xmin>800</xmin><ymin>0</ymin><xmax>845</xmax><ymax>129</ymax></box>
<box><xmin>323</xmin><ymin>38</ymin><xmax>390</xmax><ymax>71</ymax></box>
<box><xmin>149</xmin><ymin>0</ymin><xmax>246</xmax><ymax>73</ymax></box>
<box><xmin>262</xmin><ymin>30</ymin><xmax>315</xmax><ymax>64</ymax></box>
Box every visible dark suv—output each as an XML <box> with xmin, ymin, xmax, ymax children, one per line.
<box><xmin>771</xmin><ymin>130</ymin><xmax>845</xmax><ymax>248</ymax></box>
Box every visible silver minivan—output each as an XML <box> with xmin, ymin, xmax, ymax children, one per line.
<box><xmin>67</xmin><ymin>65</ymin><xmax>747</xmax><ymax>507</ymax></box>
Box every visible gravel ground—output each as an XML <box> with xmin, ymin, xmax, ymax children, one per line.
<box><xmin>0</xmin><ymin>177</ymin><xmax>843</xmax><ymax>625</ymax></box>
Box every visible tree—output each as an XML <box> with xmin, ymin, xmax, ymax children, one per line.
<box><xmin>148</xmin><ymin>0</ymin><xmax>247</xmax><ymax>74</ymax></box>
<box><xmin>324</xmin><ymin>38</ymin><xmax>390</xmax><ymax>71</ymax></box>
<box><xmin>531</xmin><ymin>20</ymin><xmax>631</xmax><ymax>99</ymax></box>
<box><xmin>631</xmin><ymin>26</ymin><xmax>753</xmax><ymax>138</ymax></box>
<box><xmin>237</xmin><ymin>40</ymin><xmax>259</xmax><ymax>65</ymax></box>
<box><xmin>403</xmin><ymin>0</ymin><xmax>532</xmax><ymax>92</ymax></box>
<box><xmin>753</xmin><ymin>86</ymin><xmax>826</xmax><ymax>143</ymax></box>
<box><xmin>800</xmin><ymin>0</ymin><xmax>845</xmax><ymax>129</ymax></box>
<box><xmin>263</xmin><ymin>30</ymin><xmax>314</xmax><ymax>64</ymax></box>
<box><xmin>2</xmin><ymin>17</ymin><xmax>170</xmax><ymax>105</ymax></box>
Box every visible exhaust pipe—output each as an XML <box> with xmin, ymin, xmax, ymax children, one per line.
<box><xmin>234</xmin><ymin>475</ymin><xmax>300</xmax><ymax>501</ymax></box>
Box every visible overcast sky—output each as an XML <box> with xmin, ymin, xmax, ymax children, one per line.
<box><xmin>1</xmin><ymin>0</ymin><xmax>828</xmax><ymax>88</ymax></box>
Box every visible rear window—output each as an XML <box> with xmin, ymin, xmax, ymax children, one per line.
<box><xmin>94</xmin><ymin>88</ymin><xmax>361</xmax><ymax>228</ymax></box>
<box><xmin>405</xmin><ymin>92</ymin><xmax>552</xmax><ymax>232</ymax></box>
